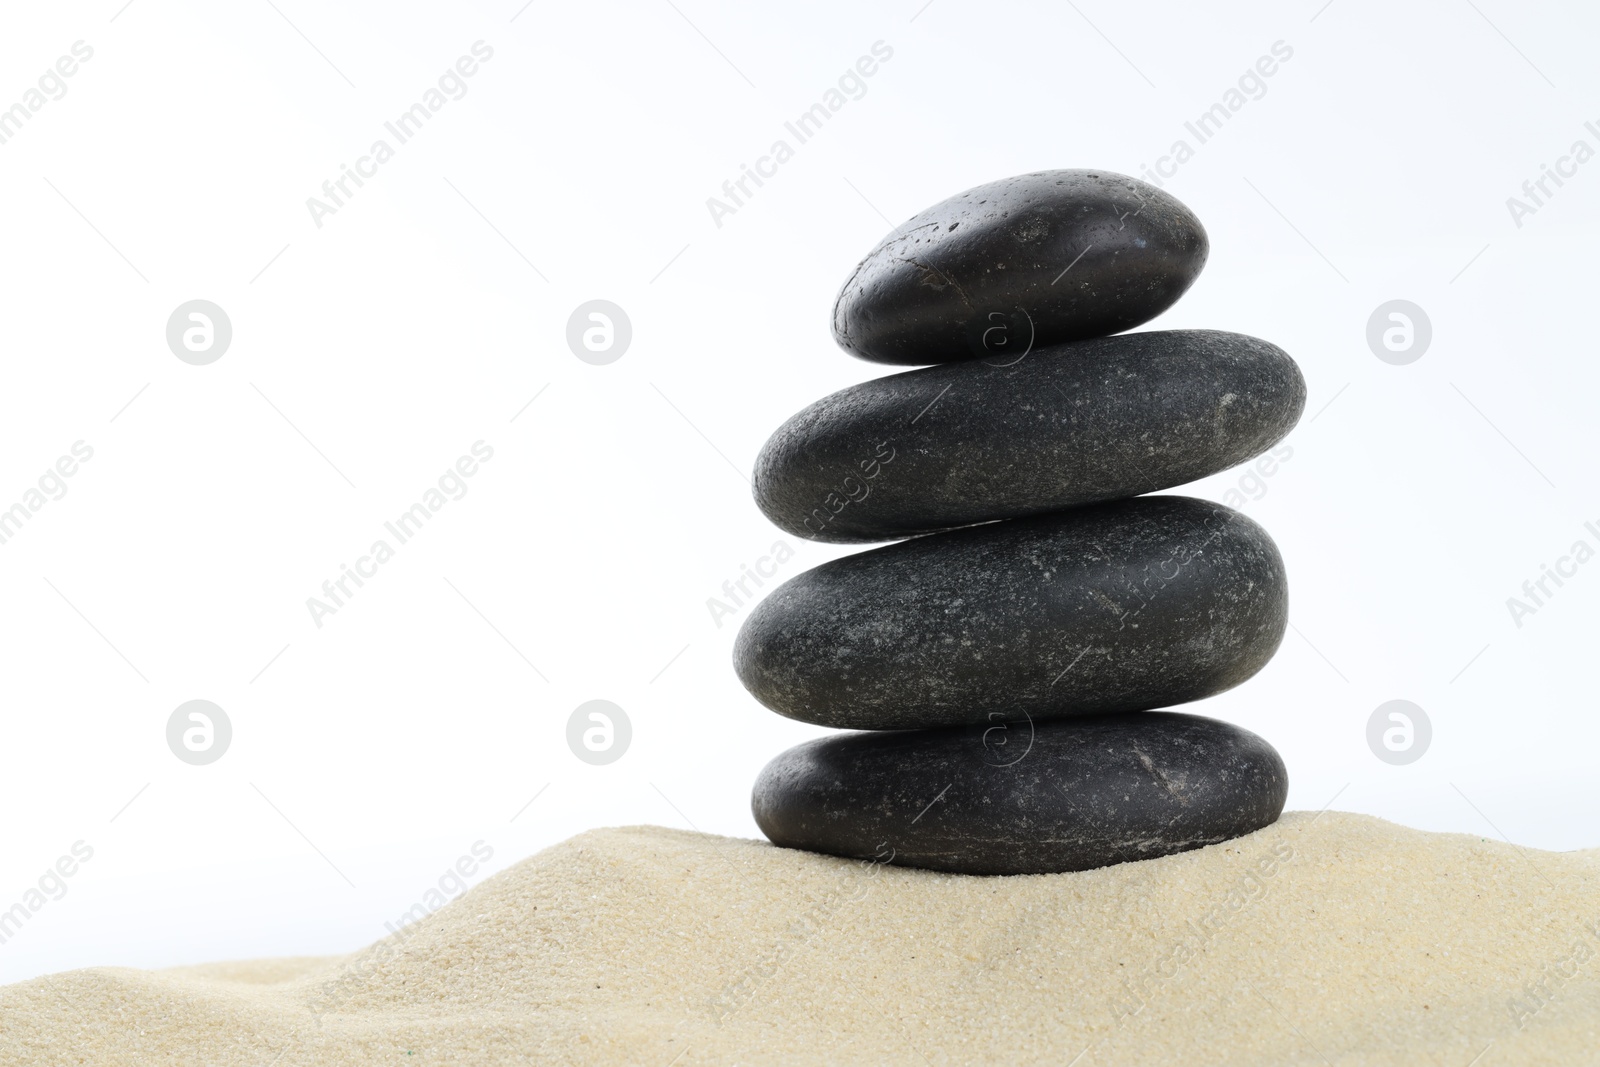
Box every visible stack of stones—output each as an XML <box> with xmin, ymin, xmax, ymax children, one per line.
<box><xmin>735</xmin><ymin>170</ymin><xmax>1305</xmax><ymax>876</ymax></box>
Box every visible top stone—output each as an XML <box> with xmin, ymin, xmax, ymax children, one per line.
<box><xmin>832</xmin><ymin>169</ymin><xmax>1209</xmax><ymax>366</ymax></box>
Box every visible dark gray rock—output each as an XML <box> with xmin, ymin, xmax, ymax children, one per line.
<box><xmin>754</xmin><ymin>329</ymin><xmax>1304</xmax><ymax>544</ymax></box>
<box><xmin>832</xmin><ymin>170</ymin><xmax>1209</xmax><ymax>366</ymax></box>
<box><xmin>733</xmin><ymin>496</ymin><xmax>1287</xmax><ymax>730</ymax></box>
<box><xmin>752</xmin><ymin>711</ymin><xmax>1288</xmax><ymax>875</ymax></box>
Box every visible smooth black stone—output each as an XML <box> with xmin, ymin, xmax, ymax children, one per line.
<box><xmin>752</xmin><ymin>711</ymin><xmax>1288</xmax><ymax>875</ymax></box>
<box><xmin>831</xmin><ymin>170</ymin><xmax>1208</xmax><ymax>366</ymax></box>
<box><xmin>754</xmin><ymin>329</ymin><xmax>1304</xmax><ymax>544</ymax></box>
<box><xmin>734</xmin><ymin>496</ymin><xmax>1287</xmax><ymax>731</ymax></box>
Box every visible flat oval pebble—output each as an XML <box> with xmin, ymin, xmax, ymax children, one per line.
<box><xmin>754</xmin><ymin>329</ymin><xmax>1304</xmax><ymax>543</ymax></box>
<box><xmin>832</xmin><ymin>169</ymin><xmax>1208</xmax><ymax>365</ymax></box>
<box><xmin>734</xmin><ymin>496</ymin><xmax>1286</xmax><ymax>731</ymax></box>
<box><xmin>752</xmin><ymin>711</ymin><xmax>1288</xmax><ymax>875</ymax></box>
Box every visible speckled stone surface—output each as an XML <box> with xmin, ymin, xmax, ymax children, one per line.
<box><xmin>734</xmin><ymin>496</ymin><xmax>1287</xmax><ymax>731</ymax></box>
<box><xmin>752</xmin><ymin>710</ymin><xmax>1288</xmax><ymax>875</ymax></box>
<box><xmin>754</xmin><ymin>329</ymin><xmax>1305</xmax><ymax>543</ymax></box>
<box><xmin>832</xmin><ymin>169</ymin><xmax>1209</xmax><ymax>366</ymax></box>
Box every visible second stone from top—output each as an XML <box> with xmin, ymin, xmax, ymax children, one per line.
<box><xmin>754</xmin><ymin>328</ymin><xmax>1304</xmax><ymax>544</ymax></box>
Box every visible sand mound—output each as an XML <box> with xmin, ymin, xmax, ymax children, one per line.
<box><xmin>5</xmin><ymin>812</ymin><xmax>1600</xmax><ymax>1065</ymax></box>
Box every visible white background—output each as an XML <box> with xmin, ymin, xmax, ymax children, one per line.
<box><xmin>0</xmin><ymin>0</ymin><xmax>1595</xmax><ymax>984</ymax></box>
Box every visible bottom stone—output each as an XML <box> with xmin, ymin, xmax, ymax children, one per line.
<box><xmin>752</xmin><ymin>711</ymin><xmax>1287</xmax><ymax>875</ymax></box>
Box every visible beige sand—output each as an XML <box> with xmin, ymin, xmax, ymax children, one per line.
<box><xmin>4</xmin><ymin>811</ymin><xmax>1600</xmax><ymax>1065</ymax></box>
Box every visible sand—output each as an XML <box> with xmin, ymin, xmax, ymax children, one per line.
<box><xmin>4</xmin><ymin>811</ymin><xmax>1600</xmax><ymax>1065</ymax></box>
